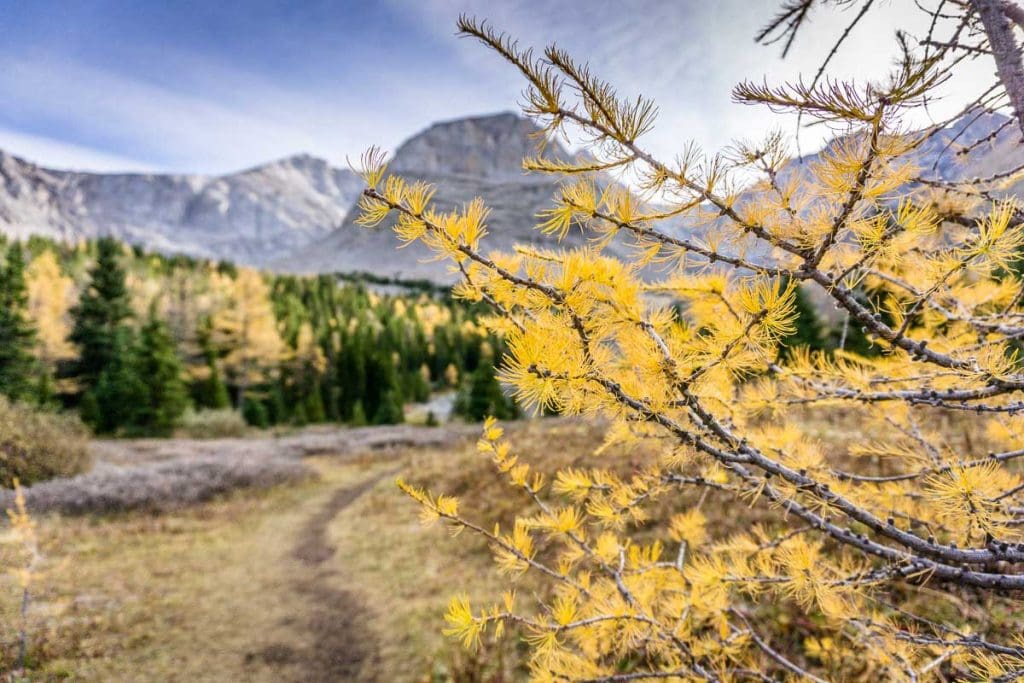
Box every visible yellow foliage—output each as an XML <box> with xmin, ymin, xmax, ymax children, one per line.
<box><xmin>214</xmin><ymin>268</ymin><xmax>286</xmax><ymax>389</ymax></box>
<box><xmin>25</xmin><ymin>250</ymin><xmax>74</xmax><ymax>362</ymax></box>
<box><xmin>370</xmin><ymin>9</ymin><xmax>1024</xmax><ymax>681</ymax></box>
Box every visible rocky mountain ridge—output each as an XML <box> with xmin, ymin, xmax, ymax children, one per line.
<box><xmin>274</xmin><ymin>112</ymin><xmax>634</xmax><ymax>280</ymax></box>
<box><xmin>0</xmin><ymin>149</ymin><xmax>362</xmax><ymax>267</ymax></box>
<box><xmin>0</xmin><ymin>109</ymin><xmax>1020</xmax><ymax>281</ymax></box>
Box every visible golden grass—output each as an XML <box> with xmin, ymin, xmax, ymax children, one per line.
<box><xmin>0</xmin><ymin>422</ymin><xmax>536</xmax><ymax>682</ymax></box>
<box><xmin>0</xmin><ymin>421</ymin><xmax>584</xmax><ymax>682</ymax></box>
<box><xmin>331</xmin><ymin>458</ymin><xmax>522</xmax><ymax>682</ymax></box>
<box><xmin>0</xmin><ymin>457</ymin><xmax>387</xmax><ymax>681</ymax></box>
<box><xmin>3</xmin><ymin>415</ymin><xmax>1017</xmax><ymax>681</ymax></box>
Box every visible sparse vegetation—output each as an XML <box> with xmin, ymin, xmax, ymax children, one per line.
<box><xmin>0</xmin><ymin>437</ymin><xmax>485</xmax><ymax>681</ymax></box>
<box><xmin>0</xmin><ymin>453</ymin><xmax>311</xmax><ymax>516</ymax></box>
<box><xmin>176</xmin><ymin>408</ymin><xmax>250</xmax><ymax>439</ymax></box>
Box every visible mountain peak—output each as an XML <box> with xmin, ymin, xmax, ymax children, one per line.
<box><xmin>389</xmin><ymin>111</ymin><xmax>562</xmax><ymax>180</ymax></box>
<box><xmin>240</xmin><ymin>152</ymin><xmax>332</xmax><ymax>176</ymax></box>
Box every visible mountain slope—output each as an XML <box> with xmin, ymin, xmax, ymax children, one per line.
<box><xmin>0</xmin><ymin>151</ymin><xmax>362</xmax><ymax>266</ymax></box>
<box><xmin>276</xmin><ymin>112</ymin><xmax>638</xmax><ymax>281</ymax></box>
<box><xmin>0</xmin><ymin>109</ymin><xmax>1019</xmax><ymax>280</ymax></box>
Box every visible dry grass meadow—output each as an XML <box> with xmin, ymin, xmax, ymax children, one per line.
<box><xmin>1</xmin><ymin>422</ymin><xmax>531</xmax><ymax>682</ymax></box>
<box><xmin>3</xmin><ymin>415</ymin><xmax>1021</xmax><ymax>681</ymax></box>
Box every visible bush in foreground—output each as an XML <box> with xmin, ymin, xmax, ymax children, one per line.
<box><xmin>0</xmin><ymin>397</ymin><xmax>91</xmax><ymax>488</ymax></box>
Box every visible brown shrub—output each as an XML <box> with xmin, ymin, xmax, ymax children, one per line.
<box><xmin>0</xmin><ymin>397</ymin><xmax>92</xmax><ymax>488</ymax></box>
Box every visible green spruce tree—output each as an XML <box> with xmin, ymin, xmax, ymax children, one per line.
<box><xmin>132</xmin><ymin>308</ymin><xmax>190</xmax><ymax>435</ymax></box>
<box><xmin>242</xmin><ymin>396</ymin><xmax>270</xmax><ymax>428</ymax></box>
<box><xmin>455</xmin><ymin>361</ymin><xmax>519</xmax><ymax>422</ymax></box>
<box><xmin>84</xmin><ymin>327</ymin><xmax>145</xmax><ymax>433</ymax></box>
<box><xmin>372</xmin><ymin>388</ymin><xmax>405</xmax><ymax>425</ymax></box>
<box><xmin>302</xmin><ymin>375</ymin><xmax>326</xmax><ymax>424</ymax></box>
<box><xmin>70</xmin><ymin>238</ymin><xmax>133</xmax><ymax>388</ymax></box>
<box><xmin>0</xmin><ymin>244</ymin><xmax>39</xmax><ymax>401</ymax></box>
<box><xmin>780</xmin><ymin>283</ymin><xmax>827</xmax><ymax>359</ymax></box>
<box><xmin>192</xmin><ymin>316</ymin><xmax>230</xmax><ymax>409</ymax></box>
<box><xmin>350</xmin><ymin>399</ymin><xmax>368</xmax><ymax>426</ymax></box>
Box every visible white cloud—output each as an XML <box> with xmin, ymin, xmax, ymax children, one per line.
<box><xmin>390</xmin><ymin>0</ymin><xmax>997</xmax><ymax>160</ymax></box>
<box><xmin>0</xmin><ymin>46</ymin><xmax>515</xmax><ymax>174</ymax></box>
<box><xmin>0</xmin><ymin>56</ymin><xmax>325</xmax><ymax>173</ymax></box>
<box><xmin>0</xmin><ymin>1</ymin><xmax>1002</xmax><ymax>175</ymax></box>
<box><xmin>0</xmin><ymin>127</ymin><xmax>158</xmax><ymax>173</ymax></box>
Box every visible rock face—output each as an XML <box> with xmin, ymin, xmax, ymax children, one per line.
<box><xmin>0</xmin><ymin>150</ymin><xmax>362</xmax><ymax>267</ymax></box>
<box><xmin>275</xmin><ymin>111</ymin><xmax>612</xmax><ymax>280</ymax></box>
<box><xmin>274</xmin><ymin>109</ymin><xmax>1024</xmax><ymax>281</ymax></box>
<box><xmin>0</xmin><ymin>109</ymin><xmax>1020</xmax><ymax>279</ymax></box>
<box><xmin>389</xmin><ymin>111</ymin><xmax>545</xmax><ymax>180</ymax></box>
<box><xmin>0</xmin><ymin>111</ymin><xmax>599</xmax><ymax>278</ymax></box>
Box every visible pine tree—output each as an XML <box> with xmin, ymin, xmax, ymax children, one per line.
<box><xmin>364</xmin><ymin>350</ymin><xmax>404</xmax><ymax>422</ymax></box>
<box><xmin>83</xmin><ymin>327</ymin><xmax>144</xmax><ymax>433</ymax></box>
<box><xmin>350</xmin><ymin>399</ymin><xmax>367</xmax><ymax>426</ymax></box>
<box><xmin>372</xmin><ymin>388</ymin><xmax>405</xmax><ymax>425</ymax></box>
<box><xmin>454</xmin><ymin>361</ymin><xmax>519</xmax><ymax>421</ymax></box>
<box><xmin>191</xmin><ymin>316</ymin><xmax>231</xmax><ymax>409</ymax></box>
<box><xmin>336</xmin><ymin>327</ymin><xmax>368</xmax><ymax>420</ymax></box>
<box><xmin>242</xmin><ymin>395</ymin><xmax>270</xmax><ymax>428</ymax></box>
<box><xmin>302</xmin><ymin>376</ymin><xmax>326</xmax><ymax>423</ymax></box>
<box><xmin>406</xmin><ymin>364</ymin><xmax>431</xmax><ymax>403</ymax></box>
<box><xmin>70</xmin><ymin>237</ymin><xmax>133</xmax><ymax>389</ymax></box>
<box><xmin>269</xmin><ymin>379</ymin><xmax>289</xmax><ymax>425</ymax></box>
<box><xmin>0</xmin><ymin>244</ymin><xmax>39</xmax><ymax>401</ymax></box>
<box><xmin>132</xmin><ymin>308</ymin><xmax>189</xmax><ymax>435</ymax></box>
<box><xmin>291</xmin><ymin>322</ymin><xmax>327</xmax><ymax>423</ymax></box>
<box><xmin>779</xmin><ymin>282</ymin><xmax>826</xmax><ymax>358</ymax></box>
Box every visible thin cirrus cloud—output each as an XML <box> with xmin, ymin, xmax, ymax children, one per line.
<box><xmin>0</xmin><ymin>1</ymin><xmax>997</xmax><ymax>175</ymax></box>
<box><xmin>0</xmin><ymin>126</ymin><xmax>160</xmax><ymax>173</ymax></box>
<box><xmin>405</xmin><ymin>1</ymin><xmax>993</xmax><ymax>158</ymax></box>
<box><xmin>0</xmin><ymin>56</ymin><xmax>318</xmax><ymax>173</ymax></box>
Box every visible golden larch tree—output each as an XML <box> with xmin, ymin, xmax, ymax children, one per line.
<box><xmin>356</xmin><ymin>5</ymin><xmax>1024</xmax><ymax>680</ymax></box>
<box><xmin>24</xmin><ymin>250</ymin><xmax>74</xmax><ymax>365</ymax></box>
<box><xmin>214</xmin><ymin>267</ymin><xmax>286</xmax><ymax>408</ymax></box>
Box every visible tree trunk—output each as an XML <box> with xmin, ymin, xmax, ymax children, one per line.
<box><xmin>970</xmin><ymin>0</ymin><xmax>1024</xmax><ymax>137</ymax></box>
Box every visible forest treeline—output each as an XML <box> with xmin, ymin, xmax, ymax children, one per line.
<box><xmin>0</xmin><ymin>235</ymin><xmax>518</xmax><ymax>435</ymax></box>
<box><xmin>0</xmin><ymin>234</ymin><xmax>868</xmax><ymax>436</ymax></box>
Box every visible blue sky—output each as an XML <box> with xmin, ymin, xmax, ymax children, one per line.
<box><xmin>0</xmin><ymin>1</ymin><xmax>988</xmax><ymax>175</ymax></box>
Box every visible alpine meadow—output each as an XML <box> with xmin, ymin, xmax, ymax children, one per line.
<box><xmin>6</xmin><ymin>1</ymin><xmax>1024</xmax><ymax>681</ymax></box>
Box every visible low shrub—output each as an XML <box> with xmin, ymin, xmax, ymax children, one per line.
<box><xmin>176</xmin><ymin>408</ymin><xmax>249</xmax><ymax>439</ymax></box>
<box><xmin>0</xmin><ymin>454</ymin><xmax>312</xmax><ymax>515</ymax></box>
<box><xmin>0</xmin><ymin>397</ymin><xmax>92</xmax><ymax>488</ymax></box>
